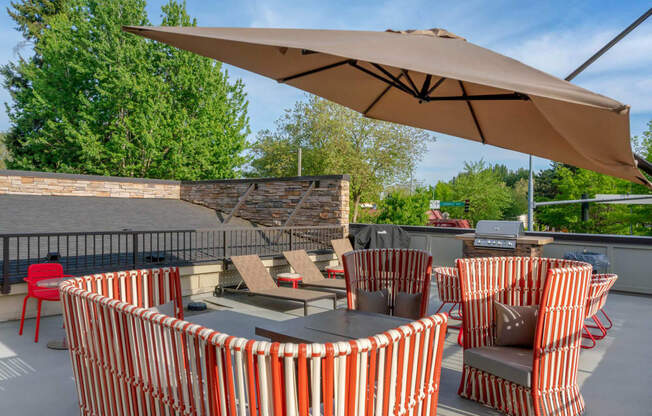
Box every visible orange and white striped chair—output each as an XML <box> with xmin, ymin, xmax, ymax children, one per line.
<box><xmin>343</xmin><ymin>248</ymin><xmax>432</xmax><ymax>319</ymax></box>
<box><xmin>456</xmin><ymin>257</ymin><xmax>593</xmax><ymax>416</ymax></box>
<box><xmin>432</xmin><ymin>266</ymin><xmax>463</xmax><ymax>345</ymax></box>
<box><xmin>583</xmin><ymin>273</ymin><xmax>618</xmax><ymax>348</ymax></box>
<box><xmin>60</xmin><ymin>266</ymin><xmax>448</xmax><ymax>416</ymax></box>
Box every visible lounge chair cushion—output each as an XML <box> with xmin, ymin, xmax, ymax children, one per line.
<box><xmin>394</xmin><ymin>292</ymin><xmax>422</xmax><ymax>319</ymax></box>
<box><xmin>464</xmin><ymin>346</ymin><xmax>533</xmax><ymax>387</ymax></box>
<box><xmin>148</xmin><ymin>300</ymin><xmax>176</xmax><ymax>317</ymax></box>
<box><xmin>356</xmin><ymin>288</ymin><xmax>389</xmax><ymax>315</ymax></box>
<box><xmin>494</xmin><ymin>301</ymin><xmax>538</xmax><ymax>347</ymax></box>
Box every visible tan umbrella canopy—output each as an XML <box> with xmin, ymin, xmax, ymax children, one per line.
<box><xmin>123</xmin><ymin>26</ymin><xmax>650</xmax><ymax>187</ymax></box>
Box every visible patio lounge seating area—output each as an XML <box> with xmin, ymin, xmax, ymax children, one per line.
<box><xmin>1</xmin><ymin>268</ymin><xmax>650</xmax><ymax>415</ymax></box>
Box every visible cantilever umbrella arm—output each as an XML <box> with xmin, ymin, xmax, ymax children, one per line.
<box><xmin>634</xmin><ymin>153</ymin><xmax>652</xmax><ymax>177</ymax></box>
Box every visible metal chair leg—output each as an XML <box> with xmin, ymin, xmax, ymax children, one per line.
<box><xmin>600</xmin><ymin>309</ymin><xmax>613</xmax><ymax>330</ymax></box>
<box><xmin>35</xmin><ymin>299</ymin><xmax>43</xmax><ymax>343</ymax></box>
<box><xmin>581</xmin><ymin>325</ymin><xmax>596</xmax><ymax>349</ymax></box>
<box><xmin>585</xmin><ymin>315</ymin><xmax>608</xmax><ymax>339</ymax></box>
<box><xmin>19</xmin><ymin>296</ymin><xmax>29</xmax><ymax>336</ymax></box>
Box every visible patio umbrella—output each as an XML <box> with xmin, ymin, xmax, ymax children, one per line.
<box><xmin>123</xmin><ymin>26</ymin><xmax>651</xmax><ymax>187</ymax></box>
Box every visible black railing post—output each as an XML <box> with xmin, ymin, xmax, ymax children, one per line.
<box><xmin>289</xmin><ymin>228</ymin><xmax>294</xmax><ymax>251</ymax></box>
<box><xmin>2</xmin><ymin>236</ymin><xmax>9</xmax><ymax>294</ymax></box>
<box><xmin>223</xmin><ymin>230</ymin><xmax>228</xmax><ymax>259</ymax></box>
<box><xmin>132</xmin><ymin>232</ymin><xmax>138</xmax><ymax>269</ymax></box>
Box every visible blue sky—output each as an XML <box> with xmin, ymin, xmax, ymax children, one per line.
<box><xmin>1</xmin><ymin>1</ymin><xmax>651</xmax><ymax>183</ymax></box>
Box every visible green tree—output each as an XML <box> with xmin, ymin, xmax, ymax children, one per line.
<box><xmin>503</xmin><ymin>178</ymin><xmax>529</xmax><ymax>220</ymax></box>
<box><xmin>375</xmin><ymin>187</ymin><xmax>430</xmax><ymax>226</ymax></box>
<box><xmin>0</xmin><ymin>132</ymin><xmax>7</xmax><ymax>169</ymax></box>
<box><xmin>6</xmin><ymin>0</ymin><xmax>68</xmax><ymax>41</ymax></box>
<box><xmin>2</xmin><ymin>0</ymin><xmax>249</xmax><ymax>180</ymax></box>
<box><xmin>443</xmin><ymin>160</ymin><xmax>513</xmax><ymax>226</ymax></box>
<box><xmin>535</xmin><ymin>163</ymin><xmax>652</xmax><ymax>235</ymax></box>
<box><xmin>249</xmin><ymin>96</ymin><xmax>434</xmax><ymax>221</ymax></box>
<box><xmin>1</xmin><ymin>0</ymin><xmax>69</xmax><ymax>167</ymax></box>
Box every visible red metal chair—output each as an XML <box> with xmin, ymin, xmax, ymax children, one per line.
<box><xmin>19</xmin><ymin>263</ymin><xmax>72</xmax><ymax>343</ymax></box>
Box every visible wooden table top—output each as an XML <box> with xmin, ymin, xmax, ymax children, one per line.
<box><xmin>255</xmin><ymin>309</ymin><xmax>412</xmax><ymax>344</ymax></box>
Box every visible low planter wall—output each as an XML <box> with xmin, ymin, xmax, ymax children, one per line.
<box><xmin>0</xmin><ymin>252</ymin><xmax>338</xmax><ymax>322</ymax></box>
<box><xmin>350</xmin><ymin>224</ymin><xmax>652</xmax><ymax>295</ymax></box>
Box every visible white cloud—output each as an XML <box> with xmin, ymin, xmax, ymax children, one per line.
<box><xmin>415</xmin><ymin>134</ymin><xmax>551</xmax><ymax>184</ymax></box>
<box><xmin>498</xmin><ymin>24</ymin><xmax>652</xmax><ymax>111</ymax></box>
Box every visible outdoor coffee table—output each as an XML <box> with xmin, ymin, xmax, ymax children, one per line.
<box><xmin>36</xmin><ymin>277</ymin><xmax>73</xmax><ymax>350</ymax></box>
<box><xmin>255</xmin><ymin>309</ymin><xmax>412</xmax><ymax>343</ymax></box>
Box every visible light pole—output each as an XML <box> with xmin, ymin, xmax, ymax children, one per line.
<box><xmin>297</xmin><ymin>147</ymin><xmax>302</xmax><ymax>176</ymax></box>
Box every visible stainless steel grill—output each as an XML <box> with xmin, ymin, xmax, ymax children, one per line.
<box><xmin>473</xmin><ymin>220</ymin><xmax>524</xmax><ymax>249</ymax></box>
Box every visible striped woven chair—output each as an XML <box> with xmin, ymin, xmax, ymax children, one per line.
<box><xmin>343</xmin><ymin>248</ymin><xmax>432</xmax><ymax>319</ymax></box>
<box><xmin>432</xmin><ymin>266</ymin><xmax>463</xmax><ymax>345</ymax></box>
<box><xmin>60</xmin><ymin>266</ymin><xmax>448</xmax><ymax>416</ymax></box>
<box><xmin>582</xmin><ymin>273</ymin><xmax>618</xmax><ymax>348</ymax></box>
<box><xmin>457</xmin><ymin>257</ymin><xmax>593</xmax><ymax>416</ymax></box>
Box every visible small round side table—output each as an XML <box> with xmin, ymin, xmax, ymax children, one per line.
<box><xmin>325</xmin><ymin>266</ymin><xmax>344</xmax><ymax>279</ymax></box>
<box><xmin>276</xmin><ymin>272</ymin><xmax>302</xmax><ymax>288</ymax></box>
<box><xmin>35</xmin><ymin>277</ymin><xmax>73</xmax><ymax>350</ymax></box>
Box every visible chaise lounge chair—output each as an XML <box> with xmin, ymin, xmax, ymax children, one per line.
<box><xmin>325</xmin><ymin>238</ymin><xmax>354</xmax><ymax>278</ymax></box>
<box><xmin>282</xmin><ymin>250</ymin><xmax>347</xmax><ymax>291</ymax></box>
<box><xmin>229</xmin><ymin>254</ymin><xmax>337</xmax><ymax>316</ymax></box>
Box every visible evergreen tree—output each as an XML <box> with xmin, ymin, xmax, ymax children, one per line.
<box><xmin>2</xmin><ymin>0</ymin><xmax>249</xmax><ymax>179</ymax></box>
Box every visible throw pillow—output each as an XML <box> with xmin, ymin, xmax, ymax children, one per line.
<box><xmin>394</xmin><ymin>292</ymin><xmax>423</xmax><ymax>320</ymax></box>
<box><xmin>356</xmin><ymin>288</ymin><xmax>390</xmax><ymax>315</ymax></box>
<box><xmin>494</xmin><ymin>301</ymin><xmax>539</xmax><ymax>347</ymax></box>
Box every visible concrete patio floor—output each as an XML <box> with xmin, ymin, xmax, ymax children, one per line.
<box><xmin>1</xmin><ymin>289</ymin><xmax>650</xmax><ymax>415</ymax></box>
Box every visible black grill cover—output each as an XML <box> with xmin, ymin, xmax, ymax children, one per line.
<box><xmin>563</xmin><ymin>251</ymin><xmax>610</xmax><ymax>274</ymax></box>
<box><xmin>354</xmin><ymin>224</ymin><xmax>411</xmax><ymax>249</ymax></box>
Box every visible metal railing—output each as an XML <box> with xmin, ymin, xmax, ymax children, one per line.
<box><xmin>0</xmin><ymin>225</ymin><xmax>345</xmax><ymax>294</ymax></box>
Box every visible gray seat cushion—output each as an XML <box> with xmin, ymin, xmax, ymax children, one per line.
<box><xmin>463</xmin><ymin>346</ymin><xmax>533</xmax><ymax>387</ymax></box>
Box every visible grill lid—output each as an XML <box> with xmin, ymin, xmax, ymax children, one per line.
<box><xmin>474</xmin><ymin>220</ymin><xmax>524</xmax><ymax>238</ymax></box>
<box><xmin>473</xmin><ymin>221</ymin><xmax>524</xmax><ymax>249</ymax></box>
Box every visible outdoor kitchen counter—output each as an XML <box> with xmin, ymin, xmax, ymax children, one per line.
<box><xmin>454</xmin><ymin>233</ymin><xmax>554</xmax><ymax>245</ymax></box>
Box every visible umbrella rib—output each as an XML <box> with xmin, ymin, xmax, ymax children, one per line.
<box><xmin>426</xmin><ymin>77</ymin><xmax>447</xmax><ymax>96</ymax></box>
<box><xmin>419</xmin><ymin>75</ymin><xmax>432</xmax><ymax>97</ymax></box>
<box><xmin>425</xmin><ymin>93</ymin><xmax>528</xmax><ymax>101</ymax></box>
<box><xmin>458</xmin><ymin>81</ymin><xmax>486</xmax><ymax>144</ymax></box>
<box><xmin>348</xmin><ymin>61</ymin><xmax>416</xmax><ymax>97</ymax></box>
<box><xmin>278</xmin><ymin>59</ymin><xmax>352</xmax><ymax>83</ymax></box>
<box><xmin>401</xmin><ymin>70</ymin><xmax>420</xmax><ymax>96</ymax></box>
<box><xmin>363</xmin><ymin>73</ymin><xmax>405</xmax><ymax>116</ymax></box>
<box><xmin>371</xmin><ymin>63</ymin><xmax>419</xmax><ymax>96</ymax></box>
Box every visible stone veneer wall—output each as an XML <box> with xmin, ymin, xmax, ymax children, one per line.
<box><xmin>180</xmin><ymin>175</ymin><xmax>350</xmax><ymax>227</ymax></box>
<box><xmin>0</xmin><ymin>170</ymin><xmax>180</xmax><ymax>199</ymax></box>
<box><xmin>0</xmin><ymin>170</ymin><xmax>350</xmax><ymax>227</ymax></box>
